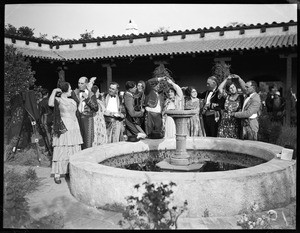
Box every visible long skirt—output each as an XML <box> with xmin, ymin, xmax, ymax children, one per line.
<box><xmin>106</xmin><ymin>118</ymin><xmax>125</xmax><ymax>143</ymax></box>
<box><xmin>187</xmin><ymin>114</ymin><xmax>205</xmax><ymax>137</ymax></box>
<box><xmin>164</xmin><ymin>116</ymin><xmax>176</xmax><ymax>138</ymax></box>
<box><xmin>51</xmin><ymin>117</ymin><xmax>83</xmax><ymax>177</ymax></box>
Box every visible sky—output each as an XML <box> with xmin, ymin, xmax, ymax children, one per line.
<box><xmin>4</xmin><ymin>3</ymin><xmax>298</xmax><ymax>40</ymax></box>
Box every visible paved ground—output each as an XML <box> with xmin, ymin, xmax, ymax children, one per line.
<box><xmin>5</xmin><ymin>164</ymin><xmax>296</xmax><ymax>229</ymax></box>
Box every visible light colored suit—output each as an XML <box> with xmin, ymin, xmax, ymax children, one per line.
<box><xmin>234</xmin><ymin>92</ymin><xmax>261</xmax><ymax>140</ymax></box>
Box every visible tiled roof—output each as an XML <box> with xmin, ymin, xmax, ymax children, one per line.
<box><xmin>5</xmin><ymin>20</ymin><xmax>297</xmax><ymax>61</ymax></box>
<box><xmin>5</xmin><ymin>20</ymin><xmax>297</xmax><ymax>45</ymax></box>
<box><xmin>14</xmin><ymin>47</ymin><xmax>63</xmax><ymax>60</ymax></box>
<box><xmin>17</xmin><ymin>34</ymin><xmax>297</xmax><ymax>61</ymax></box>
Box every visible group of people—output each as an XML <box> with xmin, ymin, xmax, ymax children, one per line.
<box><xmin>40</xmin><ymin>72</ymin><xmax>262</xmax><ymax>184</ymax></box>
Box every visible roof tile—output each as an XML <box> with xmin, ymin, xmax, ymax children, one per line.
<box><xmin>13</xmin><ymin>34</ymin><xmax>297</xmax><ymax>60</ymax></box>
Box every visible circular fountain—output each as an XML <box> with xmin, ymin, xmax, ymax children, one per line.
<box><xmin>69</xmin><ymin>110</ymin><xmax>296</xmax><ymax>217</ymax></box>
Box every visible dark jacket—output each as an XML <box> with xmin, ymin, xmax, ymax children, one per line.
<box><xmin>144</xmin><ymin>77</ymin><xmax>165</xmax><ymax>110</ymax></box>
<box><xmin>71</xmin><ymin>88</ymin><xmax>98</xmax><ymax>117</ymax></box>
<box><xmin>198</xmin><ymin>89</ymin><xmax>225</xmax><ymax>115</ymax></box>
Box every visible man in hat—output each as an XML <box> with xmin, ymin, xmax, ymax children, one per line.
<box><xmin>144</xmin><ymin>76</ymin><xmax>166</xmax><ymax>138</ymax></box>
<box><xmin>198</xmin><ymin>76</ymin><xmax>224</xmax><ymax>137</ymax></box>
<box><xmin>71</xmin><ymin>76</ymin><xmax>99</xmax><ymax>149</ymax></box>
<box><xmin>271</xmin><ymin>91</ymin><xmax>285</xmax><ymax>123</ymax></box>
<box><xmin>230</xmin><ymin>80</ymin><xmax>261</xmax><ymax>140</ymax></box>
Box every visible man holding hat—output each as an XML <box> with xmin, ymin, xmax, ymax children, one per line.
<box><xmin>230</xmin><ymin>80</ymin><xmax>261</xmax><ymax>140</ymax></box>
<box><xmin>144</xmin><ymin>76</ymin><xmax>166</xmax><ymax>138</ymax></box>
<box><xmin>198</xmin><ymin>76</ymin><xmax>224</xmax><ymax>137</ymax></box>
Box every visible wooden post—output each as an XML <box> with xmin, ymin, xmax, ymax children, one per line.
<box><xmin>102</xmin><ymin>63</ymin><xmax>116</xmax><ymax>92</ymax></box>
<box><xmin>280</xmin><ymin>53</ymin><xmax>297</xmax><ymax>126</ymax></box>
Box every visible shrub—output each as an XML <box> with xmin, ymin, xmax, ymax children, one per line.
<box><xmin>4</xmin><ymin>136</ymin><xmax>19</xmax><ymax>162</ymax></box>
<box><xmin>237</xmin><ymin>202</ymin><xmax>277</xmax><ymax>229</ymax></box>
<box><xmin>3</xmin><ymin>167</ymin><xmax>40</xmax><ymax>228</ymax></box>
<box><xmin>258</xmin><ymin>114</ymin><xmax>282</xmax><ymax>144</ymax></box>
<box><xmin>276</xmin><ymin>125</ymin><xmax>297</xmax><ymax>149</ymax></box>
<box><xmin>6</xmin><ymin>146</ymin><xmax>50</xmax><ymax>167</ymax></box>
<box><xmin>119</xmin><ymin>181</ymin><xmax>188</xmax><ymax>230</ymax></box>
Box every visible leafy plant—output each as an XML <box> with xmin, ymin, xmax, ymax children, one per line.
<box><xmin>119</xmin><ymin>181</ymin><xmax>188</xmax><ymax>229</ymax></box>
<box><xmin>3</xmin><ymin>167</ymin><xmax>40</xmax><ymax>228</ymax></box>
<box><xmin>211</xmin><ymin>62</ymin><xmax>231</xmax><ymax>84</ymax></box>
<box><xmin>5</xmin><ymin>44</ymin><xmax>36</xmax><ymax>113</ymax></box>
<box><xmin>237</xmin><ymin>202</ymin><xmax>278</xmax><ymax>229</ymax></box>
<box><xmin>258</xmin><ymin>113</ymin><xmax>282</xmax><ymax>144</ymax></box>
<box><xmin>152</xmin><ymin>64</ymin><xmax>175</xmax><ymax>99</ymax></box>
<box><xmin>4</xmin><ymin>136</ymin><xmax>19</xmax><ymax>162</ymax></box>
<box><xmin>80</xmin><ymin>29</ymin><xmax>94</xmax><ymax>40</ymax></box>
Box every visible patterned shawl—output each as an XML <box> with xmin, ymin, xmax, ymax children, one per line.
<box><xmin>53</xmin><ymin>98</ymin><xmax>67</xmax><ymax>137</ymax></box>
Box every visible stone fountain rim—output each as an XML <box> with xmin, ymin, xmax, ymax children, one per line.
<box><xmin>70</xmin><ymin>137</ymin><xmax>294</xmax><ymax>180</ymax></box>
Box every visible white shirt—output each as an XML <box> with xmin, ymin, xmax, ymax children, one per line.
<box><xmin>145</xmin><ymin>92</ymin><xmax>161</xmax><ymax>113</ymax></box>
<box><xmin>106</xmin><ymin>96</ymin><xmax>119</xmax><ymax>113</ymax></box>
<box><xmin>78</xmin><ymin>89</ymin><xmax>89</xmax><ymax>113</ymax></box>
<box><xmin>242</xmin><ymin>93</ymin><xmax>257</xmax><ymax>119</ymax></box>
<box><xmin>205</xmin><ymin>88</ymin><xmax>216</xmax><ymax>105</ymax></box>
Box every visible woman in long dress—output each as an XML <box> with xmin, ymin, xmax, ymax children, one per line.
<box><xmin>48</xmin><ymin>82</ymin><xmax>83</xmax><ymax>184</ymax></box>
<box><xmin>162</xmin><ymin>78</ymin><xmax>184</xmax><ymax>138</ymax></box>
<box><xmin>91</xmin><ymin>85</ymin><xmax>108</xmax><ymax>146</ymax></box>
<box><xmin>184</xmin><ymin>86</ymin><xmax>206</xmax><ymax>137</ymax></box>
<box><xmin>217</xmin><ymin>75</ymin><xmax>245</xmax><ymax>139</ymax></box>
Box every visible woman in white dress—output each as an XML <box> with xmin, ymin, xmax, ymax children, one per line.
<box><xmin>48</xmin><ymin>82</ymin><xmax>83</xmax><ymax>184</ymax></box>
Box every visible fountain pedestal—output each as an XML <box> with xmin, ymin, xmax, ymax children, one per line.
<box><xmin>156</xmin><ymin>109</ymin><xmax>205</xmax><ymax>172</ymax></box>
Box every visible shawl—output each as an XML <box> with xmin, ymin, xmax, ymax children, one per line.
<box><xmin>53</xmin><ymin>98</ymin><xmax>67</xmax><ymax>137</ymax></box>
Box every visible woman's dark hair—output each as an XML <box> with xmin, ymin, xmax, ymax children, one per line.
<box><xmin>125</xmin><ymin>81</ymin><xmax>136</xmax><ymax>90</ymax></box>
<box><xmin>60</xmin><ymin>82</ymin><xmax>70</xmax><ymax>92</ymax></box>
<box><xmin>91</xmin><ymin>85</ymin><xmax>99</xmax><ymax>94</ymax></box>
<box><xmin>185</xmin><ymin>86</ymin><xmax>196</xmax><ymax>98</ymax></box>
<box><xmin>225</xmin><ymin>80</ymin><xmax>237</xmax><ymax>93</ymax></box>
<box><xmin>41</xmin><ymin>88</ymin><xmax>49</xmax><ymax>96</ymax></box>
<box><xmin>168</xmin><ymin>86</ymin><xmax>176</xmax><ymax>95</ymax></box>
<box><xmin>137</xmin><ymin>80</ymin><xmax>146</xmax><ymax>90</ymax></box>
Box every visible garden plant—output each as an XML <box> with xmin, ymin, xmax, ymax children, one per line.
<box><xmin>119</xmin><ymin>181</ymin><xmax>188</xmax><ymax>229</ymax></box>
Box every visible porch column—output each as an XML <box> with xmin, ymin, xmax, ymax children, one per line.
<box><xmin>280</xmin><ymin>53</ymin><xmax>297</xmax><ymax>126</ymax></box>
<box><xmin>102</xmin><ymin>63</ymin><xmax>116</xmax><ymax>92</ymax></box>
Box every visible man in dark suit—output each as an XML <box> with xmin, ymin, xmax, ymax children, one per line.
<box><xmin>71</xmin><ymin>76</ymin><xmax>98</xmax><ymax>149</ymax></box>
<box><xmin>231</xmin><ymin>80</ymin><xmax>261</xmax><ymax>140</ymax></box>
<box><xmin>123</xmin><ymin>81</ymin><xmax>146</xmax><ymax>138</ymax></box>
<box><xmin>198</xmin><ymin>76</ymin><xmax>224</xmax><ymax>137</ymax></box>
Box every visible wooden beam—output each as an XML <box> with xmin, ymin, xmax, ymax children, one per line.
<box><xmin>279</xmin><ymin>53</ymin><xmax>296</xmax><ymax>126</ymax></box>
<box><xmin>154</xmin><ymin>60</ymin><xmax>169</xmax><ymax>65</ymax></box>
<box><xmin>214</xmin><ymin>57</ymin><xmax>232</xmax><ymax>63</ymax></box>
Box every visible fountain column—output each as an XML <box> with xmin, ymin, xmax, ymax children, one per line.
<box><xmin>171</xmin><ymin>115</ymin><xmax>191</xmax><ymax>165</ymax></box>
<box><xmin>156</xmin><ymin>109</ymin><xmax>205</xmax><ymax>172</ymax></box>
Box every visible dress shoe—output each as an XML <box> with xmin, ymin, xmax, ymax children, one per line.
<box><xmin>54</xmin><ymin>177</ymin><xmax>61</xmax><ymax>184</ymax></box>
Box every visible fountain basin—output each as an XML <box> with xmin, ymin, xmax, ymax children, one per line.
<box><xmin>69</xmin><ymin>137</ymin><xmax>296</xmax><ymax>217</ymax></box>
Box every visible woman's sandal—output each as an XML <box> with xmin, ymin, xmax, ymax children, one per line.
<box><xmin>54</xmin><ymin>177</ymin><xmax>61</xmax><ymax>184</ymax></box>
